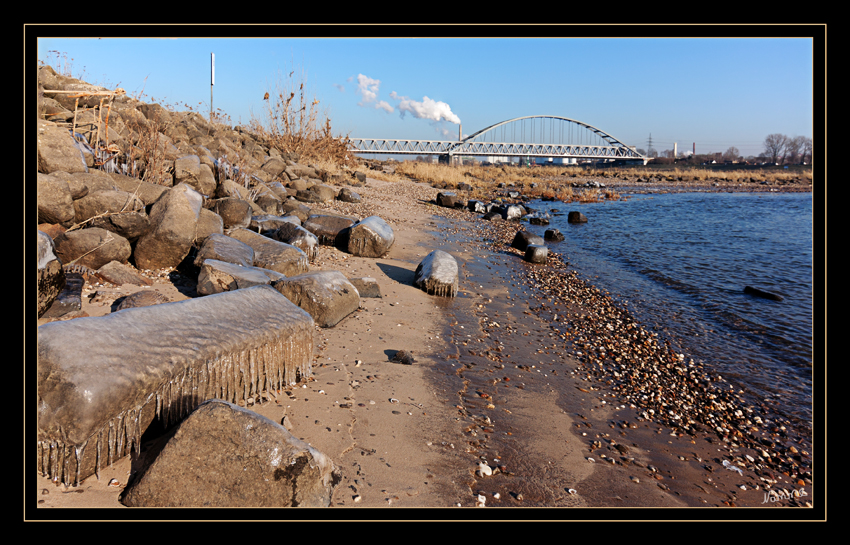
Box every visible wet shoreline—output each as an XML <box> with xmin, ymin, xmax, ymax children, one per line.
<box><xmin>425</xmin><ymin>198</ymin><xmax>816</xmax><ymax>511</ymax></box>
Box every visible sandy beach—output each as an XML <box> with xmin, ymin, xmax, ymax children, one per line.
<box><xmin>32</xmin><ymin>175</ymin><xmax>816</xmax><ymax>520</ymax></box>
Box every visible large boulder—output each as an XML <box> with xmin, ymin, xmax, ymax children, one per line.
<box><xmin>194</xmin><ymin>233</ymin><xmax>255</xmax><ymax>268</ymax></box>
<box><xmin>260</xmin><ymin>156</ymin><xmax>288</xmax><ymax>179</ymax></box>
<box><xmin>226</xmin><ymin>228</ymin><xmax>309</xmax><ymax>277</ymax></box>
<box><xmin>36</xmin><ymin>286</ymin><xmax>315</xmax><ymax>485</ymax></box>
<box><xmin>37</xmin><ymin>230</ymin><xmax>66</xmax><ymax>318</ymax></box>
<box><xmin>134</xmin><ymin>183</ymin><xmax>203</xmax><ymax>271</ymax></box>
<box><xmin>294</xmin><ymin>184</ymin><xmax>336</xmax><ymax>203</ymax></box>
<box><xmin>37</xmin><ymin>173</ymin><xmax>76</xmax><ymax>227</ymax></box>
<box><xmin>249</xmin><ymin>214</ymin><xmax>300</xmax><ymax>234</ymax></box>
<box><xmin>524</xmin><ymin>244</ymin><xmax>548</xmax><ymax>264</ymax></box>
<box><xmin>544</xmin><ymin>228</ymin><xmax>565</xmax><ymax>242</ymax></box>
<box><xmin>52</xmin><ymin>227</ymin><xmax>132</xmax><ymax>270</ymax></box>
<box><xmin>213</xmin><ymin>198</ymin><xmax>253</xmax><ymax>230</ymax></box>
<box><xmin>197</xmin><ymin>259</ymin><xmax>286</xmax><ymax>296</ymax></box>
<box><xmin>40</xmin><ymin>272</ymin><xmax>84</xmax><ymax>320</ymax></box>
<box><xmin>348</xmin><ymin>277</ymin><xmax>382</xmax><ymax>298</ymax></box>
<box><xmin>436</xmin><ymin>191</ymin><xmax>461</xmax><ymax>208</ymax></box>
<box><xmin>511</xmin><ymin>230</ymin><xmax>545</xmax><ymax>252</ymax></box>
<box><xmin>414</xmin><ymin>250</ymin><xmax>459</xmax><ymax>297</ymax></box>
<box><xmin>567</xmin><ymin>211</ymin><xmax>588</xmax><ymax>223</ymax></box>
<box><xmin>336</xmin><ymin>187</ymin><xmax>361</xmax><ymax>203</ymax></box>
<box><xmin>121</xmin><ymin>399</ymin><xmax>340</xmax><ymax>507</ymax></box>
<box><xmin>347</xmin><ymin>216</ymin><xmax>394</xmax><ymax>258</ymax></box>
<box><xmin>194</xmin><ymin>208</ymin><xmax>224</xmax><ymax>244</ymax></box>
<box><xmin>95</xmin><ymin>261</ymin><xmax>153</xmax><ymax>287</ymax></box>
<box><xmin>73</xmin><ymin>190</ymin><xmax>145</xmax><ymax>225</ymax></box>
<box><xmin>88</xmin><ymin>210</ymin><xmax>151</xmax><ymax>243</ymax></box>
<box><xmin>279</xmin><ymin>201</ymin><xmax>312</xmax><ymax>223</ymax></box>
<box><xmin>272</xmin><ymin>270</ymin><xmax>360</xmax><ymax>328</ymax></box>
<box><xmin>303</xmin><ymin>215</ymin><xmax>356</xmax><ymax>247</ymax></box>
<box><xmin>501</xmin><ymin>204</ymin><xmax>525</xmax><ymax>220</ymax></box>
<box><xmin>266</xmin><ymin>223</ymin><xmax>319</xmax><ymax>263</ymax></box>
<box><xmin>107</xmin><ymin>172</ymin><xmax>169</xmax><ymax>207</ymax></box>
<box><xmin>37</xmin><ymin>119</ymin><xmax>88</xmax><ymax>174</ymax></box>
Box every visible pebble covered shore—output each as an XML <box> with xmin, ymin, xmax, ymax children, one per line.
<box><xmin>420</xmin><ymin>188</ymin><xmax>814</xmax><ymax>508</ymax></box>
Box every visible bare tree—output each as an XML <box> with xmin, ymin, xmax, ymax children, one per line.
<box><xmin>722</xmin><ymin>146</ymin><xmax>740</xmax><ymax>162</ymax></box>
<box><xmin>763</xmin><ymin>133</ymin><xmax>787</xmax><ymax>164</ymax></box>
<box><xmin>784</xmin><ymin>136</ymin><xmax>806</xmax><ymax>164</ymax></box>
<box><xmin>802</xmin><ymin>137</ymin><xmax>813</xmax><ymax>164</ymax></box>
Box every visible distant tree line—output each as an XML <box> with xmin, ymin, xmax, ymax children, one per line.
<box><xmin>643</xmin><ymin>134</ymin><xmax>812</xmax><ymax>166</ymax></box>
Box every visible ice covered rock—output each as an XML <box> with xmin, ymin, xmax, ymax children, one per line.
<box><xmin>250</xmin><ymin>214</ymin><xmax>300</xmax><ymax>234</ymax></box>
<box><xmin>414</xmin><ymin>250</ymin><xmax>458</xmax><ymax>297</ymax></box>
<box><xmin>501</xmin><ymin>204</ymin><xmax>525</xmax><ymax>220</ymax></box>
<box><xmin>197</xmin><ymin>259</ymin><xmax>286</xmax><ymax>296</ymax></box>
<box><xmin>272</xmin><ymin>270</ymin><xmax>360</xmax><ymax>327</ymax></box>
<box><xmin>266</xmin><ymin>223</ymin><xmax>319</xmax><ymax>263</ymax></box>
<box><xmin>347</xmin><ymin>216</ymin><xmax>394</xmax><ymax>258</ymax></box>
<box><xmin>226</xmin><ymin>227</ymin><xmax>309</xmax><ymax>277</ymax></box>
<box><xmin>37</xmin><ymin>285</ymin><xmax>315</xmax><ymax>485</ymax></box>
<box><xmin>37</xmin><ymin>230</ymin><xmax>65</xmax><ymax>318</ymax></box>
<box><xmin>194</xmin><ymin>233</ymin><xmax>255</xmax><ymax>268</ymax></box>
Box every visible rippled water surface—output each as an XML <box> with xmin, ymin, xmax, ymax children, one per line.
<box><xmin>526</xmin><ymin>191</ymin><xmax>814</xmax><ymax>430</ymax></box>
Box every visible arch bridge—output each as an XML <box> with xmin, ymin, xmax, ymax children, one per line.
<box><xmin>348</xmin><ymin>115</ymin><xmax>647</xmax><ymax>164</ymax></box>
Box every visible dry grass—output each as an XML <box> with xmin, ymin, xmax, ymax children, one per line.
<box><xmin>249</xmin><ymin>68</ymin><xmax>353</xmax><ymax>165</ymax></box>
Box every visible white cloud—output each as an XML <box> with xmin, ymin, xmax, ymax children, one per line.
<box><xmin>334</xmin><ymin>83</ymin><xmax>345</xmax><ymax>92</ymax></box>
<box><xmin>375</xmin><ymin>100</ymin><xmax>394</xmax><ymax>114</ymax></box>
<box><xmin>356</xmin><ymin>74</ymin><xmax>381</xmax><ymax>105</ymax></box>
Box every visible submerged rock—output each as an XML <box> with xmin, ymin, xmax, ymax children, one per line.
<box><xmin>567</xmin><ymin>211</ymin><xmax>588</xmax><ymax>223</ymax></box>
<box><xmin>414</xmin><ymin>250</ymin><xmax>459</xmax><ymax>297</ymax></box>
<box><xmin>121</xmin><ymin>399</ymin><xmax>340</xmax><ymax>507</ymax></box>
<box><xmin>544</xmin><ymin>228</ymin><xmax>565</xmax><ymax>242</ymax></box>
<box><xmin>744</xmin><ymin>286</ymin><xmax>784</xmax><ymax>301</ymax></box>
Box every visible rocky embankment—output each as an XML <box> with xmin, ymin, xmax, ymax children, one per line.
<box><xmin>35</xmin><ymin>65</ymin><xmax>463</xmax><ymax>507</ymax></box>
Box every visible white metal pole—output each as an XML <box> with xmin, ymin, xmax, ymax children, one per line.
<box><xmin>210</xmin><ymin>53</ymin><xmax>215</xmax><ymax>123</ymax></box>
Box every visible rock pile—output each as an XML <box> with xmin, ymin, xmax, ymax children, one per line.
<box><xmin>36</xmin><ymin>65</ymin><xmax>414</xmax><ymax>506</ymax></box>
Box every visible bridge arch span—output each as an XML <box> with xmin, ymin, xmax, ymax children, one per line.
<box><xmin>458</xmin><ymin>115</ymin><xmax>632</xmax><ymax>149</ymax></box>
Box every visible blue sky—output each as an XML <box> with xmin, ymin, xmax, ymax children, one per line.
<box><xmin>35</xmin><ymin>34</ymin><xmax>817</xmax><ymax>158</ymax></box>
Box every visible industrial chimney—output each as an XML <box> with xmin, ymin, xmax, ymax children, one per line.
<box><xmin>459</xmin><ymin>124</ymin><xmax>462</xmax><ymax>142</ymax></box>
